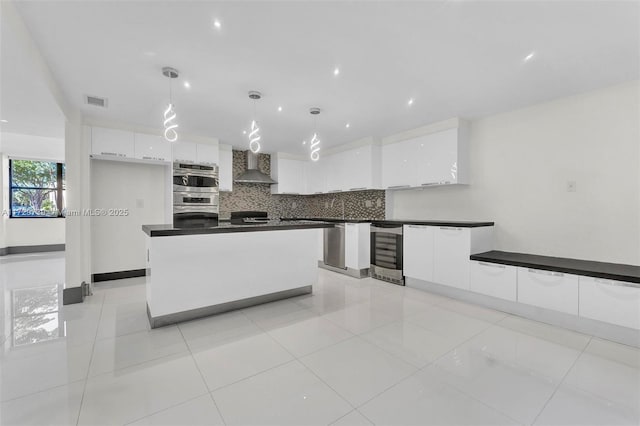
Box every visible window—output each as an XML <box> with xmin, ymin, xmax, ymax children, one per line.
<box><xmin>9</xmin><ymin>159</ymin><xmax>66</xmax><ymax>218</ymax></box>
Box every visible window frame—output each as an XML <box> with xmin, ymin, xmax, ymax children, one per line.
<box><xmin>8</xmin><ymin>158</ymin><xmax>66</xmax><ymax>219</ymax></box>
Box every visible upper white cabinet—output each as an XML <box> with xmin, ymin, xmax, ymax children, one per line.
<box><xmin>271</xmin><ymin>154</ymin><xmax>306</xmax><ymax>194</ymax></box>
<box><xmin>196</xmin><ymin>143</ymin><xmax>219</xmax><ymax>166</ymax></box>
<box><xmin>172</xmin><ymin>142</ymin><xmax>198</xmax><ymax>164</ymax></box>
<box><xmin>91</xmin><ymin>127</ymin><xmax>135</xmax><ymax>158</ymax></box>
<box><xmin>273</xmin><ymin>138</ymin><xmax>381</xmax><ymax>195</ymax></box>
<box><xmin>133</xmin><ymin>133</ymin><xmax>171</xmax><ymax>162</ymax></box>
<box><xmin>305</xmin><ymin>160</ymin><xmax>326</xmax><ymax>194</ymax></box>
<box><xmin>219</xmin><ymin>145</ymin><xmax>233</xmax><ymax>192</ymax></box>
<box><xmin>382</xmin><ymin>118</ymin><xmax>469</xmax><ymax>189</ymax></box>
<box><xmin>403</xmin><ymin>225</ymin><xmax>435</xmax><ymax>282</ymax></box>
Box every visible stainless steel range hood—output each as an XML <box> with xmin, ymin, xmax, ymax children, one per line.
<box><xmin>234</xmin><ymin>151</ymin><xmax>277</xmax><ymax>184</ymax></box>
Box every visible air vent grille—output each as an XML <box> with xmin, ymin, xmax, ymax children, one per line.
<box><xmin>85</xmin><ymin>95</ymin><xmax>108</xmax><ymax>108</ymax></box>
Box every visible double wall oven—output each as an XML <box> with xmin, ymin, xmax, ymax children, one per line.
<box><xmin>173</xmin><ymin>162</ymin><xmax>219</xmax><ymax>228</ymax></box>
<box><xmin>370</xmin><ymin>223</ymin><xmax>404</xmax><ymax>285</ymax></box>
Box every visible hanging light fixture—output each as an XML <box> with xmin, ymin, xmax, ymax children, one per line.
<box><xmin>309</xmin><ymin>107</ymin><xmax>321</xmax><ymax>161</ymax></box>
<box><xmin>247</xmin><ymin>91</ymin><xmax>262</xmax><ymax>153</ymax></box>
<box><xmin>162</xmin><ymin>67</ymin><xmax>179</xmax><ymax>142</ymax></box>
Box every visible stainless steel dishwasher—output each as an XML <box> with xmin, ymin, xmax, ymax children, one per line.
<box><xmin>323</xmin><ymin>223</ymin><xmax>346</xmax><ymax>269</ymax></box>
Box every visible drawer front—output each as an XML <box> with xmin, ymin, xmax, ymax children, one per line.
<box><xmin>579</xmin><ymin>276</ymin><xmax>640</xmax><ymax>330</ymax></box>
<box><xmin>469</xmin><ymin>261</ymin><xmax>517</xmax><ymax>301</ymax></box>
<box><xmin>517</xmin><ymin>267</ymin><xmax>579</xmax><ymax>315</ymax></box>
<box><xmin>403</xmin><ymin>225</ymin><xmax>435</xmax><ymax>282</ymax></box>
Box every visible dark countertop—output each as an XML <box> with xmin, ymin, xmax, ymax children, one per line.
<box><xmin>282</xmin><ymin>217</ymin><xmax>494</xmax><ymax>227</ymax></box>
<box><xmin>143</xmin><ymin>220</ymin><xmax>334</xmax><ymax>237</ymax></box>
<box><xmin>471</xmin><ymin>250</ymin><xmax>640</xmax><ymax>284</ymax></box>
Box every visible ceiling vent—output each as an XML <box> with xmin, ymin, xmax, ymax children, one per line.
<box><xmin>84</xmin><ymin>95</ymin><xmax>108</xmax><ymax>108</ymax></box>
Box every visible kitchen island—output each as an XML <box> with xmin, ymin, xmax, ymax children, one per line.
<box><xmin>142</xmin><ymin>220</ymin><xmax>333</xmax><ymax>328</ymax></box>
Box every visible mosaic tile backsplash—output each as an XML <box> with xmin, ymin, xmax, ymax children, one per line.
<box><xmin>219</xmin><ymin>151</ymin><xmax>386</xmax><ymax>220</ymax></box>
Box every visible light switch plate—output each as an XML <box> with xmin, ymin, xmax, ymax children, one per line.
<box><xmin>365</xmin><ymin>200</ymin><xmax>373</xmax><ymax>208</ymax></box>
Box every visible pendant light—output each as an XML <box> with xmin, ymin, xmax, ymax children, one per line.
<box><xmin>248</xmin><ymin>91</ymin><xmax>262</xmax><ymax>153</ymax></box>
<box><xmin>162</xmin><ymin>67</ymin><xmax>179</xmax><ymax>142</ymax></box>
<box><xmin>309</xmin><ymin>107</ymin><xmax>321</xmax><ymax>161</ymax></box>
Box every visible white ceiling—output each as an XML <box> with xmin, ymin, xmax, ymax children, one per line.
<box><xmin>9</xmin><ymin>0</ymin><xmax>640</xmax><ymax>155</ymax></box>
<box><xmin>0</xmin><ymin>3</ymin><xmax>65</xmax><ymax>139</ymax></box>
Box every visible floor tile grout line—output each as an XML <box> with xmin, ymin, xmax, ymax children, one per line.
<box><xmin>241</xmin><ymin>308</ymin><xmax>358</xmax><ymax>411</ymax></box>
<box><xmin>121</xmin><ymin>391</ymin><xmax>212</xmax><ymax>426</ymax></box>
<box><xmin>75</xmin><ymin>290</ymin><xmax>106</xmax><ymax>426</ymax></box>
<box><xmin>529</xmin><ymin>335</ymin><xmax>593</xmax><ymax>425</ymax></box>
<box><xmin>175</xmin><ymin>324</ymin><xmax>228</xmax><ymax>425</ymax></box>
<box><xmin>0</xmin><ymin>378</ymin><xmax>87</xmax><ymax>404</ymax></box>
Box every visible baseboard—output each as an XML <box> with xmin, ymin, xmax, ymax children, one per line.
<box><xmin>147</xmin><ymin>285</ymin><xmax>312</xmax><ymax>328</ymax></box>
<box><xmin>318</xmin><ymin>261</ymin><xmax>369</xmax><ymax>278</ymax></box>
<box><xmin>92</xmin><ymin>269</ymin><xmax>146</xmax><ymax>283</ymax></box>
<box><xmin>0</xmin><ymin>244</ymin><xmax>65</xmax><ymax>256</ymax></box>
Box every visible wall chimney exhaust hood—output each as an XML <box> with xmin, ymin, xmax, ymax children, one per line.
<box><xmin>234</xmin><ymin>151</ymin><xmax>277</xmax><ymax>184</ymax></box>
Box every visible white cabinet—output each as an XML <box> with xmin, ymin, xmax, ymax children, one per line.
<box><xmin>325</xmin><ymin>153</ymin><xmax>346</xmax><ymax>193</ymax></box>
<box><xmin>345</xmin><ymin>223</ymin><xmax>370</xmax><ymax>271</ymax></box>
<box><xmin>133</xmin><ymin>133</ymin><xmax>171</xmax><ymax>162</ymax></box>
<box><xmin>172</xmin><ymin>142</ymin><xmax>198</xmax><ymax>164</ymax></box>
<box><xmin>341</xmin><ymin>145</ymin><xmax>381</xmax><ymax>191</ymax></box>
<box><xmin>469</xmin><ymin>261</ymin><xmax>517</xmax><ymax>301</ymax></box>
<box><xmin>271</xmin><ymin>154</ymin><xmax>306</xmax><ymax>194</ymax></box>
<box><xmin>196</xmin><ymin>144</ymin><xmax>219</xmax><ymax>166</ymax></box>
<box><xmin>517</xmin><ymin>267</ymin><xmax>579</xmax><ymax>315</ymax></box>
<box><xmin>91</xmin><ymin>127</ymin><xmax>135</xmax><ymax>158</ymax></box>
<box><xmin>381</xmin><ymin>139</ymin><xmax>414</xmax><ymax>189</ymax></box>
<box><xmin>403</xmin><ymin>225</ymin><xmax>435</xmax><ymax>282</ymax></box>
<box><xmin>218</xmin><ymin>145</ymin><xmax>233</xmax><ymax>192</ymax></box>
<box><xmin>305</xmin><ymin>160</ymin><xmax>326</xmax><ymax>194</ymax></box>
<box><xmin>382</xmin><ymin>119</ymin><xmax>469</xmax><ymax>189</ymax></box>
<box><xmin>579</xmin><ymin>276</ymin><xmax>640</xmax><ymax>329</ymax></box>
<box><xmin>433</xmin><ymin>227</ymin><xmax>472</xmax><ymax>290</ymax></box>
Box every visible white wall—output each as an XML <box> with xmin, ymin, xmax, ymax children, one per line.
<box><xmin>390</xmin><ymin>81</ymin><xmax>640</xmax><ymax>265</ymax></box>
<box><xmin>0</xmin><ymin>132</ymin><xmax>65</xmax><ymax>248</ymax></box>
<box><xmin>90</xmin><ymin>159</ymin><xmax>168</xmax><ymax>274</ymax></box>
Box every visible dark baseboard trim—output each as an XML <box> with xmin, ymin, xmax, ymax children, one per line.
<box><xmin>0</xmin><ymin>244</ymin><xmax>65</xmax><ymax>256</ymax></box>
<box><xmin>92</xmin><ymin>269</ymin><xmax>146</xmax><ymax>283</ymax></box>
<box><xmin>147</xmin><ymin>285</ymin><xmax>313</xmax><ymax>328</ymax></box>
<box><xmin>63</xmin><ymin>287</ymin><xmax>84</xmax><ymax>305</ymax></box>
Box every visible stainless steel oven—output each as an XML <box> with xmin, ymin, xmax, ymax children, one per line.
<box><xmin>173</xmin><ymin>163</ymin><xmax>219</xmax><ymax>193</ymax></box>
<box><xmin>173</xmin><ymin>162</ymin><xmax>219</xmax><ymax>228</ymax></box>
<box><xmin>370</xmin><ymin>224</ymin><xmax>404</xmax><ymax>285</ymax></box>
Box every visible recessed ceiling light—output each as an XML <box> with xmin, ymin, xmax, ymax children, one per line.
<box><xmin>345</xmin><ymin>123</ymin><xmax>350</xmax><ymax>128</ymax></box>
<box><xmin>302</xmin><ymin>140</ymin><xmax>307</xmax><ymax>145</ymax></box>
<box><xmin>184</xmin><ymin>81</ymin><xmax>191</xmax><ymax>89</ymax></box>
<box><xmin>143</xmin><ymin>51</ymin><xmax>156</xmax><ymax>57</ymax></box>
<box><xmin>524</xmin><ymin>51</ymin><xmax>535</xmax><ymax>62</ymax></box>
<box><xmin>0</xmin><ymin>119</ymin><xmax>7</xmax><ymax>123</ymax></box>
<box><xmin>213</xmin><ymin>19</ymin><xmax>222</xmax><ymax>30</ymax></box>
<box><xmin>407</xmin><ymin>98</ymin><xmax>414</xmax><ymax>106</ymax></box>
<box><xmin>242</xmin><ymin>130</ymin><xmax>247</xmax><ymax>135</ymax></box>
<box><xmin>333</xmin><ymin>67</ymin><xmax>340</xmax><ymax>76</ymax></box>
<box><xmin>278</xmin><ymin>106</ymin><xmax>282</xmax><ymax>112</ymax></box>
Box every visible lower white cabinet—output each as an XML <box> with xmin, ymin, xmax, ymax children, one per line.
<box><xmin>433</xmin><ymin>227</ymin><xmax>472</xmax><ymax>290</ymax></box>
<box><xmin>469</xmin><ymin>261</ymin><xmax>517</xmax><ymax>301</ymax></box>
<box><xmin>517</xmin><ymin>267</ymin><xmax>579</xmax><ymax>315</ymax></box>
<box><xmin>345</xmin><ymin>223</ymin><xmax>370</xmax><ymax>271</ymax></box>
<box><xmin>579</xmin><ymin>276</ymin><xmax>640</xmax><ymax>330</ymax></box>
<box><xmin>403</xmin><ymin>225</ymin><xmax>435</xmax><ymax>282</ymax></box>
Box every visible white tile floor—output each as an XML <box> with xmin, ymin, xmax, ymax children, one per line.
<box><xmin>1</xmin><ymin>252</ymin><xmax>639</xmax><ymax>425</ymax></box>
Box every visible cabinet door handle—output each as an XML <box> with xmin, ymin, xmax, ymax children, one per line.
<box><xmin>479</xmin><ymin>262</ymin><xmax>505</xmax><ymax>269</ymax></box>
<box><xmin>406</xmin><ymin>225</ymin><xmax>426</xmax><ymax>229</ymax></box>
<box><xmin>100</xmin><ymin>152</ymin><xmax>118</xmax><ymax>156</ymax></box>
<box><xmin>350</xmin><ymin>187</ymin><xmax>367</xmax><ymax>191</ymax></box>
<box><xmin>594</xmin><ymin>278</ymin><xmax>639</xmax><ymax>289</ymax></box>
<box><xmin>421</xmin><ymin>182</ymin><xmax>438</xmax><ymax>186</ymax></box>
<box><xmin>388</xmin><ymin>185</ymin><xmax>410</xmax><ymax>189</ymax></box>
<box><xmin>328</xmin><ymin>190</ymin><xmax>342</xmax><ymax>193</ymax></box>
<box><xmin>527</xmin><ymin>268</ymin><xmax>563</xmax><ymax>277</ymax></box>
<box><xmin>440</xmin><ymin>226</ymin><xmax>462</xmax><ymax>231</ymax></box>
